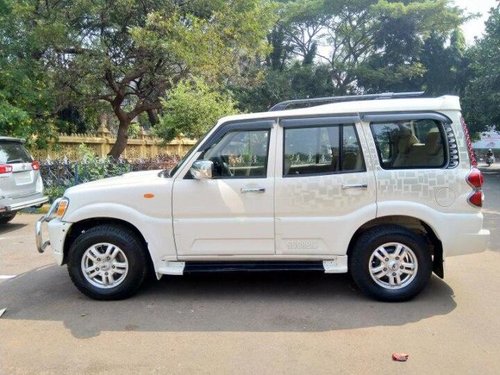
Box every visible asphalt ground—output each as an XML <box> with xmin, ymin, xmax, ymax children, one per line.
<box><xmin>1</xmin><ymin>164</ymin><xmax>499</xmax><ymax>374</ymax></box>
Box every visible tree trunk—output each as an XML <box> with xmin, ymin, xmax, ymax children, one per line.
<box><xmin>108</xmin><ymin>118</ymin><xmax>131</xmax><ymax>159</ymax></box>
<box><xmin>147</xmin><ymin>109</ymin><xmax>159</xmax><ymax>126</ymax></box>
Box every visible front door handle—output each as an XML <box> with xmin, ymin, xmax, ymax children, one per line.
<box><xmin>241</xmin><ymin>187</ymin><xmax>266</xmax><ymax>193</ymax></box>
<box><xmin>342</xmin><ymin>184</ymin><xmax>368</xmax><ymax>190</ymax></box>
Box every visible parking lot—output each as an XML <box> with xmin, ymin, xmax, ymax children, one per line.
<box><xmin>1</xmin><ymin>166</ymin><xmax>499</xmax><ymax>374</ymax></box>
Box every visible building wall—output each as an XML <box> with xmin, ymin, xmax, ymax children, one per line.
<box><xmin>30</xmin><ymin>125</ymin><xmax>196</xmax><ymax>161</ymax></box>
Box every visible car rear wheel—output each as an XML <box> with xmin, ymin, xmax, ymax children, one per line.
<box><xmin>0</xmin><ymin>212</ymin><xmax>17</xmax><ymax>224</ymax></box>
<box><xmin>349</xmin><ymin>225</ymin><xmax>432</xmax><ymax>302</ymax></box>
<box><xmin>67</xmin><ymin>224</ymin><xmax>147</xmax><ymax>300</ymax></box>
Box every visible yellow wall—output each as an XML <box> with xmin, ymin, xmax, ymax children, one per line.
<box><xmin>30</xmin><ymin>126</ymin><xmax>196</xmax><ymax>161</ymax></box>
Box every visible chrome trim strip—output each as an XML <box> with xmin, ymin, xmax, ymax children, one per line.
<box><xmin>341</xmin><ymin>184</ymin><xmax>368</xmax><ymax>190</ymax></box>
<box><xmin>241</xmin><ymin>187</ymin><xmax>266</xmax><ymax>193</ymax></box>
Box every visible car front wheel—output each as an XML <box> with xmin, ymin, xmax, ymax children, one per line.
<box><xmin>67</xmin><ymin>224</ymin><xmax>147</xmax><ymax>300</ymax></box>
<box><xmin>349</xmin><ymin>225</ymin><xmax>432</xmax><ymax>302</ymax></box>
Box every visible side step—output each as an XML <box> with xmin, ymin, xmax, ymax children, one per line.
<box><xmin>185</xmin><ymin>261</ymin><xmax>324</xmax><ymax>273</ymax></box>
<box><xmin>157</xmin><ymin>257</ymin><xmax>347</xmax><ymax>276</ymax></box>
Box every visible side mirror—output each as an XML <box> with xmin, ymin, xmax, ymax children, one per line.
<box><xmin>190</xmin><ymin>160</ymin><xmax>213</xmax><ymax>180</ymax></box>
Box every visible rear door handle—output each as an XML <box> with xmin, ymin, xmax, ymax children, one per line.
<box><xmin>342</xmin><ymin>184</ymin><xmax>368</xmax><ymax>190</ymax></box>
<box><xmin>241</xmin><ymin>187</ymin><xmax>266</xmax><ymax>193</ymax></box>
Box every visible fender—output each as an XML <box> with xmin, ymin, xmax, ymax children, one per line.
<box><xmin>64</xmin><ymin>203</ymin><xmax>177</xmax><ymax>271</ymax></box>
<box><xmin>377</xmin><ymin>200</ymin><xmax>485</xmax><ymax>257</ymax></box>
<box><xmin>377</xmin><ymin>201</ymin><xmax>442</xmax><ymax>236</ymax></box>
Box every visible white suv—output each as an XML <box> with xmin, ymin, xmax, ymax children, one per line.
<box><xmin>36</xmin><ymin>93</ymin><xmax>490</xmax><ymax>302</ymax></box>
<box><xmin>1</xmin><ymin>137</ymin><xmax>48</xmax><ymax>223</ymax></box>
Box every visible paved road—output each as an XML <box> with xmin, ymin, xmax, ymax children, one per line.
<box><xmin>1</xmin><ymin>166</ymin><xmax>499</xmax><ymax>374</ymax></box>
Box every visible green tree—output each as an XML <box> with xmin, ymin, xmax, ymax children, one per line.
<box><xmin>247</xmin><ymin>0</ymin><xmax>466</xmax><ymax>107</ymax></box>
<box><xmin>155</xmin><ymin>78</ymin><xmax>238</xmax><ymax>142</ymax></box>
<box><xmin>319</xmin><ymin>0</ymin><xmax>379</xmax><ymax>94</ymax></box>
<box><xmin>419</xmin><ymin>29</ymin><xmax>466</xmax><ymax>95</ymax></box>
<box><xmin>356</xmin><ymin>0</ymin><xmax>464</xmax><ymax>93</ymax></box>
<box><xmin>234</xmin><ymin>63</ymin><xmax>335</xmax><ymax>112</ymax></box>
<box><xmin>462</xmin><ymin>5</ymin><xmax>500</xmax><ymax>133</ymax></box>
<box><xmin>0</xmin><ymin>0</ymin><xmax>57</xmax><ymax>147</ymax></box>
<box><xmin>265</xmin><ymin>0</ymin><xmax>326</xmax><ymax>71</ymax></box>
<box><xmin>3</xmin><ymin>0</ymin><xmax>275</xmax><ymax>158</ymax></box>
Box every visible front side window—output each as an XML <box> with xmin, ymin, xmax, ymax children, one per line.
<box><xmin>198</xmin><ymin>130</ymin><xmax>270</xmax><ymax>178</ymax></box>
<box><xmin>370</xmin><ymin>120</ymin><xmax>446</xmax><ymax>169</ymax></box>
<box><xmin>283</xmin><ymin>124</ymin><xmax>365</xmax><ymax>177</ymax></box>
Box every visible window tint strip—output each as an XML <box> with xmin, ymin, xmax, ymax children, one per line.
<box><xmin>199</xmin><ymin>120</ymin><xmax>275</xmax><ymax>153</ymax></box>
<box><xmin>362</xmin><ymin>112</ymin><xmax>451</xmax><ymax>124</ymax></box>
<box><xmin>281</xmin><ymin>116</ymin><xmax>359</xmax><ymax>128</ymax></box>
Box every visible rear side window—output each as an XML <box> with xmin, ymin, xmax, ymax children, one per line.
<box><xmin>284</xmin><ymin>124</ymin><xmax>365</xmax><ymax>177</ymax></box>
<box><xmin>370</xmin><ymin>120</ymin><xmax>446</xmax><ymax>169</ymax></box>
<box><xmin>0</xmin><ymin>142</ymin><xmax>32</xmax><ymax>164</ymax></box>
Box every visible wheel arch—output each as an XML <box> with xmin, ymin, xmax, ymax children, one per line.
<box><xmin>347</xmin><ymin>215</ymin><xmax>444</xmax><ymax>278</ymax></box>
<box><xmin>62</xmin><ymin>218</ymin><xmax>154</xmax><ymax>274</ymax></box>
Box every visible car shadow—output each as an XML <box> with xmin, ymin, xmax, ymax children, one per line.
<box><xmin>0</xmin><ymin>265</ymin><xmax>457</xmax><ymax>338</ymax></box>
<box><xmin>0</xmin><ymin>222</ymin><xmax>27</xmax><ymax>235</ymax></box>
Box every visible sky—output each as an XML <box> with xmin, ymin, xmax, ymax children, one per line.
<box><xmin>454</xmin><ymin>0</ymin><xmax>498</xmax><ymax>45</ymax></box>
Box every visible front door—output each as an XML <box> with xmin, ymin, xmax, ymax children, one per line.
<box><xmin>172</xmin><ymin>120</ymin><xmax>276</xmax><ymax>257</ymax></box>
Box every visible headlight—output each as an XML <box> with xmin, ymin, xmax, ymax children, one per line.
<box><xmin>46</xmin><ymin>197</ymin><xmax>69</xmax><ymax>221</ymax></box>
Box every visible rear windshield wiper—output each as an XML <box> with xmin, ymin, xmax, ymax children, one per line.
<box><xmin>6</xmin><ymin>158</ymin><xmax>25</xmax><ymax>163</ymax></box>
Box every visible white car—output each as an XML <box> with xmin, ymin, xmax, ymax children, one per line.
<box><xmin>1</xmin><ymin>137</ymin><xmax>48</xmax><ymax>223</ymax></box>
<box><xmin>36</xmin><ymin>93</ymin><xmax>490</xmax><ymax>302</ymax></box>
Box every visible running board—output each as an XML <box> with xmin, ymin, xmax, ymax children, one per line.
<box><xmin>185</xmin><ymin>261</ymin><xmax>325</xmax><ymax>273</ymax></box>
<box><xmin>157</xmin><ymin>257</ymin><xmax>347</xmax><ymax>276</ymax></box>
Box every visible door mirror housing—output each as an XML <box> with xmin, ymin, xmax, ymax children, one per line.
<box><xmin>190</xmin><ymin>160</ymin><xmax>213</xmax><ymax>180</ymax></box>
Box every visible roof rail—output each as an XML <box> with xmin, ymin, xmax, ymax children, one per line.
<box><xmin>268</xmin><ymin>91</ymin><xmax>425</xmax><ymax>112</ymax></box>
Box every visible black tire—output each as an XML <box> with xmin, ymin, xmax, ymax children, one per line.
<box><xmin>0</xmin><ymin>212</ymin><xmax>17</xmax><ymax>224</ymax></box>
<box><xmin>349</xmin><ymin>225</ymin><xmax>432</xmax><ymax>302</ymax></box>
<box><xmin>67</xmin><ymin>224</ymin><xmax>148</xmax><ymax>300</ymax></box>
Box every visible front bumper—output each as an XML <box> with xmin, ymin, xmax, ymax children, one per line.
<box><xmin>36</xmin><ymin>210</ymin><xmax>71</xmax><ymax>265</ymax></box>
<box><xmin>36</xmin><ymin>215</ymin><xmax>51</xmax><ymax>253</ymax></box>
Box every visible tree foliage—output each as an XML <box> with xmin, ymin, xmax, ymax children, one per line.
<box><xmin>1</xmin><ymin>0</ymin><xmax>275</xmax><ymax>157</ymax></box>
<box><xmin>1</xmin><ymin>0</ymin><xmax>498</xmax><ymax>149</ymax></box>
<box><xmin>462</xmin><ymin>5</ymin><xmax>500</xmax><ymax>133</ymax></box>
<box><xmin>0</xmin><ymin>0</ymin><xmax>57</xmax><ymax>146</ymax></box>
<box><xmin>234</xmin><ymin>63</ymin><xmax>335</xmax><ymax>112</ymax></box>
<box><xmin>236</xmin><ymin>0</ymin><xmax>467</xmax><ymax>112</ymax></box>
<box><xmin>355</xmin><ymin>0</ymin><xmax>464</xmax><ymax>93</ymax></box>
<box><xmin>156</xmin><ymin>78</ymin><xmax>238</xmax><ymax>142</ymax></box>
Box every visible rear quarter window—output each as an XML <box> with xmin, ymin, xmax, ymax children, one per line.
<box><xmin>0</xmin><ymin>142</ymin><xmax>33</xmax><ymax>164</ymax></box>
<box><xmin>370</xmin><ymin>120</ymin><xmax>446</xmax><ymax>169</ymax></box>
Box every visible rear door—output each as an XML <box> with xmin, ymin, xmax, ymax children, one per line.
<box><xmin>0</xmin><ymin>141</ymin><xmax>38</xmax><ymax>198</ymax></box>
<box><xmin>275</xmin><ymin>116</ymin><xmax>377</xmax><ymax>256</ymax></box>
